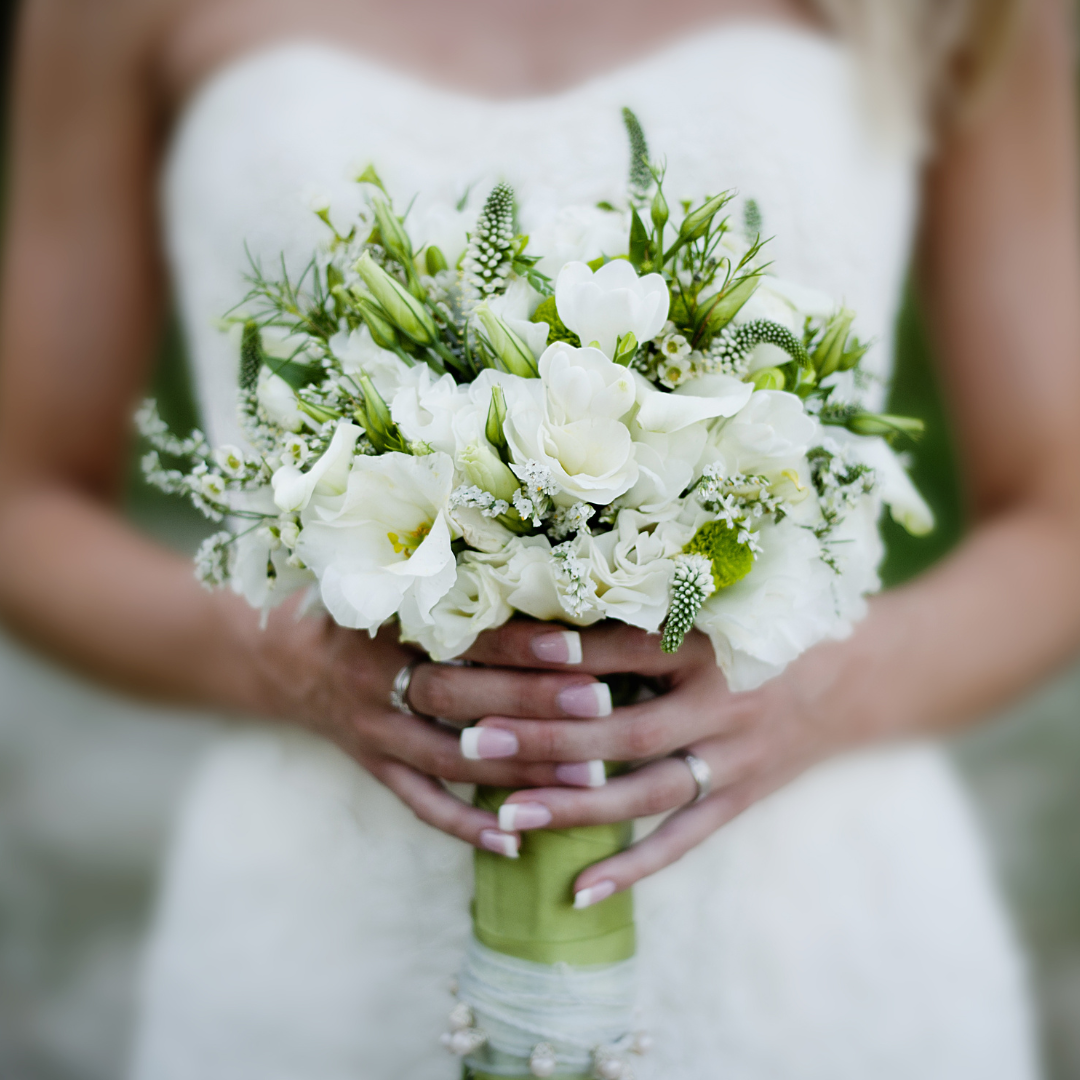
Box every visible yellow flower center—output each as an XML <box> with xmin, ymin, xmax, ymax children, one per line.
<box><xmin>387</xmin><ymin>521</ymin><xmax>432</xmax><ymax>558</ymax></box>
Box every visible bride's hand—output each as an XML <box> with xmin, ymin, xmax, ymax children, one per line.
<box><xmin>459</xmin><ymin>620</ymin><xmax>852</xmax><ymax>902</ymax></box>
<box><xmin>252</xmin><ymin>601</ymin><xmax>616</xmax><ymax>856</ymax></box>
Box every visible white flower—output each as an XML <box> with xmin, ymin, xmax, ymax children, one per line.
<box><xmin>329</xmin><ymin>325</ymin><xmax>410</xmax><ymax>389</ymax></box>
<box><xmin>296</xmin><ymin>451</ymin><xmax>457</xmax><ymax>633</ymax></box>
<box><xmin>229</xmin><ymin>489</ymin><xmax>314</xmax><ymax>613</ymax></box>
<box><xmin>572</xmin><ymin>509</ymin><xmax>689</xmax><ymax>631</ymax></box>
<box><xmin>280</xmin><ymin>435</ymin><xmax>310</xmax><ymax>468</ymax></box>
<box><xmin>527</xmin><ymin>205</ymin><xmax>630</xmax><ymax>278</ymax></box>
<box><xmin>256</xmin><ymin>368</ymin><xmax>305</xmax><ymax>432</ymax></box>
<box><xmin>390</xmin><ymin>366</ymin><xmax>466</xmax><ymax>455</ymax></box>
<box><xmin>271</xmin><ymin>423</ymin><xmax>361</xmax><ymax>513</ymax></box>
<box><xmin>694</xmin><ymin>515</ymin><xmax>856</xmax><ymax>691</ymax></box>
<box><xmin>213</xmin><ymin>445</ymin><xmax>247</xmax><ymax>478</ymax></box>
<box><xmin>399</xmin><ymin>554</ymin><xmax>514</xmax><ymax>661</ymax></box>
<box><xmin>827</xmin><ymin>429</ymin><xmax>935</xmax><ymax>536</ymax></box>
<box><xmin>503</xmin><ymin>342</ymin><xmax>638</xmax><ymax>505</ymax></box>
<box><xmin>699</xmin><ymin>390</ymin><xmax>817</xmax><ymax>481</ymax></box>
<box><xmin>634</xmin><ymin>372</ymin><xmax>752</xmax><ymax>435</ymax></box>
<box><xmin>485</xmin><ymin>279</ymin><xmax>549</xmax><ymax>361</ymax></box>
<box><xmin>554</xmin><ymin>260</ymin><xmax>669</xmax><ymax>359</ymax></box>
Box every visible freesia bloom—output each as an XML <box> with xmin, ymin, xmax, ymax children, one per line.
<box><xmin>504</xmin><ymin>342</ymin><xmax>638</xmax><ymax>505</ymax></box>
<box><xmin>296</xmin><ymin>451</ymin><xmax>457</xmax><ymax>633</ymax></box>
<box><xmin>555</xmin><ymin>260</ymin><xmax>669</xmax><ymax>358</ymax></box>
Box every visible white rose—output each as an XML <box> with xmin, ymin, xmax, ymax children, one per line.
<box><xmin>554</xmin><ymin>260</ymin><xmax>669</xmax><ymax>359</ymax></box>
<box><xmin>634</xmin><ymin>372</ymin><xmax>752</xmax><ymax>435</ymax></box>
<box><xmin>296</xmin><ymin>451</ymin><xmax>458</xmax><ymax>633</ymax></box>
<box><xmin>271</xmin><ymin>423</ymin><xmax>362</xmax><ymax>513</ymax></box>
<box><xmin>573</xmin><ymin>509</ymin><xmax>689</xmax><ymax>631</ymax></box>
<box><xmin>399</xmin><ymin>554</ymin><xmax>514</xmax><ymax>661</ymax></box>
<box><xmin>504</xmin><ymin>342</ymin><xmax>638</xmax><ymax>505</ymax></box>
<box><xmin>328</xmin><ymin>325</ymin><xmax>411</xmax><ymax>391</ymax></box>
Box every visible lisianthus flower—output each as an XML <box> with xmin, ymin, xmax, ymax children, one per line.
<box><xmin>296</xmin><ymin>451</ymin><xmax>457</xmax><ymax>633</ymax></box>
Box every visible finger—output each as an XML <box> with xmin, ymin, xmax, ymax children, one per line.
<box><xmin>496</xmin><ymin>737</ymin><xmax>759</xmax><ymax>830</ymax></box>
<box><xmin>477</xmin><ymin>677</ymin><xmax>754</xmax><ymax>763</ymax></box>
<box><xmin>406</xmin><ymin>661</ymin><xmax>613</xmax><ymax>723</ymax></box>
<box><xmin>462</xmin><ymin>620</ymin><xmax>715</xmax><ymax>677</ymax></box>
<box><xmin>359</xmin><ymin>709</ymin><xmax>581</xmax><ymax>788</ymax></box>
<box><xmin>571</xmin><ymin>785</ymin><xmax>756</xmax><ymax>902</ymax></box>
<box><xmin>497</xmin><ymin>757</ymin><xmax>697</xmax><ymax>830</ymax></box>
<box><xmin>370</xmin><ymin>757</ymin><xmax>521</xmax><ymax>858</ymax></box>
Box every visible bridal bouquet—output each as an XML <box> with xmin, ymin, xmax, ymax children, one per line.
<box><xmin>140</xmin><ymin>110</ymin><xmax>931</xmax><ymax>1078</ymax></box>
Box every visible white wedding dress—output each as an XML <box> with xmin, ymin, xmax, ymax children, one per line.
<box><xmin>131</xmin><ymin>24</ymin><xmax>1039</xmax><ymax>1080</ymax></box>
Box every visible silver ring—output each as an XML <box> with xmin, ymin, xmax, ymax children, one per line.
<box><xmin>674</xmin><ymin>750</ymin><xmax>713</xmax><ymax>804</ymax></box>
<box><xmin>389</xmin><ymin>659</ymin><xmax>423</xmax><ymax>716</ymax></box>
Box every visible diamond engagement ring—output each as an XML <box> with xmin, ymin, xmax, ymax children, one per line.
<box><xmin>675</xmin><ymin>750</ymin><xmax>713</xmax><ymax>804</ymax></box>
<box><xmin>390</xmin><ymin>659</ymin><xmax>424</xmax><ymax>717</ymax></box>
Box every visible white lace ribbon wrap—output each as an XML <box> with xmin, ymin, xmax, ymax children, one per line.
<box><xmin>458</xmin><ymin>935</ymin><xmax>638</xmax><ymax>1076</ymax></box>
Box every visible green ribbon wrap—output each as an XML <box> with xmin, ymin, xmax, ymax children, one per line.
<box><xmin>465</xmin><ymin>786</ymin><xmax>636</xmax><ymax>1080</ymax></box>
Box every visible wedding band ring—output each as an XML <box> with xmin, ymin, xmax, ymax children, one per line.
<box><xmin>390</xmin><ymin>659</ymin><xmax>424</xmax><ymax>717</ymax></box>
<box><xmin>675</xmin><ymin>750</ymin><xmax>713</xmax><ymax>804</ymax></box>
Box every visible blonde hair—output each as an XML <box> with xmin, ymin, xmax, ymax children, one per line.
<box><xmin>811</xmin><ymin>0</ymin><xmax>1027</xmax><ymax>144</ymax></box>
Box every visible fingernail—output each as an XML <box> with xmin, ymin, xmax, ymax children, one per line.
<box><xmin>479</xmin><ymin>829</ymin><xmax>520</xmax><ymax>858</ymax></box>
<box><xmin>498</xmin><ymin>802</ymin><xmax>552</xmax><ymax>831</ymax></box>
<box><xmin>557</xmin><ymin>682</ymin><xmax>612</xmax><ymax>718</ymax></box>
<box><xmin>460</xmin><ymin>727</ymin><xmax>519</xmax><ymax>760</ymax></box>
<box><xmin>555</xmin><ymin>760</ymin><xmax>607</xmax><ymax>788</ymax></box>
<box><xmin>530</xmin><ymin>630</ymin><xmax>583</xmax><ymax>665</ymax></box>
<box><xmin>573</xmin><ymin>879</ymin><xmax>616</xmax><ymax>909</ymax></box>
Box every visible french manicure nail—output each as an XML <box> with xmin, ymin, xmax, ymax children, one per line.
<box><xmin>530</xmin><ymin>630</ymin><xmax>583</xmax><ymax>665</ymax></box>
<box><xmin>573</xmin><ymin>879</ymin><xmax>616</xmax><ymax>909</ymax></box>
<box><xmin>460</xmin><ymin>727</ymin><xmax>519</xmax><ymax>760</ymax></box>
<box><xmin>498</xmin><ymin>802</ymin><xmax>553</xmax><ymax>831</ymax></box>
<box><xmin>479</xmin><ymin>829</ymin><xmax>520</xmax><ymax>859</ymax></box>
<box><xmin>555</xmin><ymin>760</ymin><xmax>607</xmax><ymax>788</ymax></box>
<box><xmin>556</xmin><ymin>682</ymin><xmax>612</xmax><ymax>718</ymax></box>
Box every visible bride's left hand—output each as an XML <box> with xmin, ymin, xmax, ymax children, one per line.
<box><xmin>460</xmin><ymin>620</ymin><xmax>853</xmax><ymax>903</ymax></box>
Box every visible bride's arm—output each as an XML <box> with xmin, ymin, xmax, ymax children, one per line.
<box><xmin>0</xmin><ymin>0</ymin><xmax>611</xmax><ymax>853</ymax></box>
<box><xmin>457</xmin><ymin>0</ymin><xmax>1080</xmax><ymax>899</ymax></box>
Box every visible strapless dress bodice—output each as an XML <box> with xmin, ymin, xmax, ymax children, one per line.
<box><xmin>162</xmin><ymin>23</ymin><xmax>918</xmax><ymax>448</ymax></box>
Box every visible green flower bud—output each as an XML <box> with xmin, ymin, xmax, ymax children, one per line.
<box><xmin>845</xmin><ymin>413</ymin><xmax>925</xmax><ymax>440</ymax></box>
<box><xmin>459</xmin><ymin>440</ymin><xmax>519</xmax><ymax>503</ymax></box>
<box><xmin>612</xmin><ymin>332</ymin><xmax>638</xmax><ymax>367</ymax></box>
<box><xmin>683</xmin><ymin>519</ymin><xmax>754</xmax><ymax>590</ymax></box>
<box><xmin>749</xmin><ymin>366</ymin><xmax>785</xmax><ymax>391</ymax></box>
<box><xmin>812</xmin><ymin>309</ymin><xmax>855</xmax><ymax>378</ymax></box>
<box><xmin>651</xmin><ymin>188</ymin><xmax>669</xmax><ymax>234</ymax></box>
<box><xmin>485</xmin><ymin>385</ymin><xmax>509</xmax><ymax>455</ymax></box>
<box><xmin>354</xmin><ymin>252</ymin><xmax>438</xmax><ymax>347</ymax></box>
<box><xmin>345</xmin><ymin>288</ymin><xmax>401</xmax><ymax>351</ymax></box>
<box><xmin>356</xmin><ymin>370</ymin><xmax>404</xmax><ymax>453</ymax></box>
<box><xmin>354</xmin><ymin>164</ymin><xmax>387</xmax><ymax>192</ymax></box>
<box><xmin>371</xmin><ymin>196</ymin><xmax>414</xmax><ymax>270</ymax></box>
<box><xmin>475</xmin><ymin>304</ymin><xmax>539</xmax><ymax>378</ymax></box>
<box><xmin>698</xmin><ymin>272</ymin><xmax>761</xmax><ymax>338</ymax></box>
<box><xmin>239</xmin><ymin>320</ymin><xmax>263</xmax><ymax>391</ymax></box>
<box><xmin>678</xmin><ymin>191</ymin><xmax>731</xmax><ymax>243</ymax></box>
<box><xmin>425</xmin><ymin>245</ymin><xmax>448</xmax><ymax>275</ymax></box>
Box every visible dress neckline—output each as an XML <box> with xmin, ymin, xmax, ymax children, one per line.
<box><xmin>181</xmin><ymin>19</ymin><xmax>845</xmax><ymax>120</ymax></box>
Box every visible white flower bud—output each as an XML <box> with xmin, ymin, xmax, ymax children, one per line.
<box><xmin>458</xmin><ymin>440</ymin><xmax>519</xmax><ymax>503</ymax></box>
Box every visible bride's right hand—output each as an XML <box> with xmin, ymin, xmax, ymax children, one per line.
<box><xmin>250</xmin><ymin>602</ymin><xmax>603</xmax><ymax>856</ymax></box>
